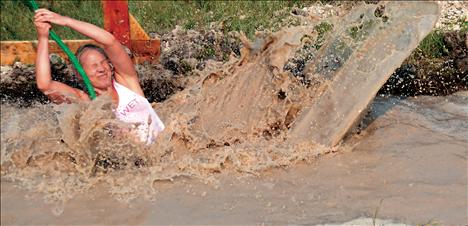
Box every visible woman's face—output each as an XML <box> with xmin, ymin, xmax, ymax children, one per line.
<box><xmin>79</xmin><ymin>49</ymin><xmax>113</xmax><ymax>90</ymax></box>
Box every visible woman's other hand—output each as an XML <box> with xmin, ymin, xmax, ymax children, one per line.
<box><xmin>34</xmin><ymin>19</ymin><xmax>51</xmax><ymax>39</ymax></box>
<box><xmin>34</xmin><ymin>21</ymin><xmax>50</xmax><ymax>39</ymax></box>
<box><xmin>34</xmin><ymin>8</ymin><xmax>69</xmax><ymax>26</ymax></box>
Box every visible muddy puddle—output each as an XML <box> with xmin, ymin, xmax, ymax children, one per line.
<box><xmin>2</xmin><ymin>94</ymin><xmax>467</xmax><ymax>225</ymax></box>
<box><xmin>1</xmin><ymin>1</ymin><xmax>467</xmax><ymax>225</ymax></box>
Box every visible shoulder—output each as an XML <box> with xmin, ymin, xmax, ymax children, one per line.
<box><xmin>114</xmin><ymin>73</ymin><xmax>145</xmax><ymax>97</ymax></box>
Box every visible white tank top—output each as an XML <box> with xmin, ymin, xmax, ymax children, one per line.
<box><xmin>112</xmin><ymin>80</ymin><xmax>165</xmax><ymax>144</ymax></box>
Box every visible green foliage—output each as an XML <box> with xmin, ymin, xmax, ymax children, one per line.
<box><xmin>183</xmin><ymin>20</ymin><xmax>197</xmax><ymax>30</ymax></box>
<box><xmin>314</xmin><ymin>21</ymin><xmax>333</xmax><ymax>34</ymax></box>
<box><xmin>1</xmin><ymin>0</ymin><xmax>102</xmax><ymax>40</ymax></box>
<box><xmin>347</xmin><ymin>19</ymin><xmax>376</xmax><ymax>41</ymax></box>
<box><xmin>416</xmin><ymin>29</ymin><xmax>449</xmax><ymax>58</ymax></box>
<box><xmin>129</xmin><ymin>1</ymin><xmax>304</xmax><ymax>38</ymax></box>
<box><xmin>461</xmin><ymin>16</ymin><xmax>468</xmax><ymax>33</ymax></box>
<box><xmin>1</xmin><ymin>0</ymin><xmax>319</xmax><ymax>40</ymax></box>
<box><xmin>196</xmin><ymin>45</ymin><xmax>216</xmax><ymax>60</ymax></box>
<box><xmin>313</xmin><ymin>22</ymin><xmax>333</xmax><ymax>49</ymax></box>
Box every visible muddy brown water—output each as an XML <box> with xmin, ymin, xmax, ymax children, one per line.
<box><xmin>1</xmin><ymin>1</ymin><xmax>467</xmax><ymax>225</ymax></box>
<box><xmin>2</xmin><ymin>94</ymin><xmax>467</xmax><ymax>225</ymax></box>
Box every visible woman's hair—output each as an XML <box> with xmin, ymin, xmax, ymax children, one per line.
<box><xmin>75</xmin><ymin>44</ymin><xmax>109</xmax><ymax>62</ymax></box>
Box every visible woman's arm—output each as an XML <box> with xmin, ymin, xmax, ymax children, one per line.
<box><xmin>34</xmin><ymin>9</ymin><xmax>143</xmax><ymax>94</ymax></box>
<box><xmin>34</xmin><ymin>18</ymin><xmax>89</xmax><ymax>103</ymax></box>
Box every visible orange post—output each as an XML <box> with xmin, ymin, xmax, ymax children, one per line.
<box><xmin>101</xmin><ymin>0</ymin><xmax>131</xmax><ymax>48</ymax></box>
<box><xmin>101</xmin><ymin>0</ymin><xmax>159</xmax><ymax>64</ymax></box>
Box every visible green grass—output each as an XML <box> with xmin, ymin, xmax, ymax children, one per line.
<box><xmin>313</xmin><ymin>21</ymin><xmax>333</xmax><ymax>49</ymax></box>
<box><xmin>416</xmin><ymin>29</ymin><xmax>449</xmax><ymax>58</ymax></box>
<box><xmin>1</xmin><ymin>0</ymin><xmax>318</xmax><ymax>41</ymax></box>
<box><xmin>128</xmin><ymin>1</ymin><xmax>316</xmax><ymax>38</ymax></box>
<box><xmin>1</xmin><ymin>0</ymin><xmax>103</xmax><ymax>40</ymax></box>
<box><xmin>0</xmin><ymin>0</ymin><xmax>459</xmax><ymax>61</ymax></box>
<box><xmin>461</xmin><ymin>15</ymin><xmax>468</xmax><ymax>33</ymax></box>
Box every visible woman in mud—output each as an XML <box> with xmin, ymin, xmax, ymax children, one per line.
<box><xmin>34</xmin><ymin>8</ymin><xmax>164</xmax><ymax>144</ymax></box>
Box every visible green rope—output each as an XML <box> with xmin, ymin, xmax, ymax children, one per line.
<box><xmin>27</xmin><ymin>0</ymin><xmax>97</xmax><ymax>99</ymax></box>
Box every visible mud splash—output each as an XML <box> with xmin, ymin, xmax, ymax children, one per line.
<box><xmin>0</xmin><ymin>1</ymin><xmax>449</xmax><ymax>215</ymax></box>
<box><xmin>2</xmin><ymin>94</ymin><xmax>467</xmax><ymax>225</ymax></box>
<box><xmin>1</xmin><ymin>25</ymin><xmax>329</xmax><ymax>209</ymax></box>
<box><xmin>1</xmin><ymin>24</ymin><xmax>326</xmax><ymax>214</ymax></box>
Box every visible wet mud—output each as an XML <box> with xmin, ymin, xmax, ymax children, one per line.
<box><xmin>2</xmin><ymin>94</ymin><xmax>467</xmax><ymax>225</ymax></box>
<box><xmin>1</xmin><ymin>25</ymin><xmax>329</xmax><ymax>209</ymax></box>
<box><xmin>1</xmin><ymin>1</ymin><xmax>467</xmax><ymax>225</ymax></box>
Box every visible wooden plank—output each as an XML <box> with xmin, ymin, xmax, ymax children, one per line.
<box><xmin>101</xmin><ymin>0</ymin><xmax>131</xmax><ymax>48</ymax></box>
<box><xmin>129</xmin><ymin>13</ymin><xmax>150</xmax><ymax>40</ymax></box>
<box><xmin>131</xmin><ymin>39</ymin><xmax>160</xmax><ymax>64</ymax></box>
<box><xmin>0</xmin><ymin>39</ymin><xmax>160</xmax><ymax>65</ymax></box>
<box><xmin>1</xmin><ymin>40</ymin><xmax>97</xmax><ymax>65</ymax></box>
<box><xmin>128</xmin><ymin>13</ymin><xmax>159</xmax><ymax>63</ymax></box>
<box><xmin>288</xmin><ymin>2</ymin><xmax>440</xmax><ymax>147</ymax></box>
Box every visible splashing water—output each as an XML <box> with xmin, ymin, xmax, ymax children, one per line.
<box><xmin>0</xmin><ymin>1</ymin><xmax>445</xmax><ymax>214</ymax></box>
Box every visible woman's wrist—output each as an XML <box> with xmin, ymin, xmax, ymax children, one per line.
<box><xmin>62</xmin><ymin>16</ymin><xmax>73</xmax><ymax>27</ymax></box>
<box><xmin>38</xmin><ymin>36</ymin><xmax>49</xmax><ymax>41</ymax></box>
